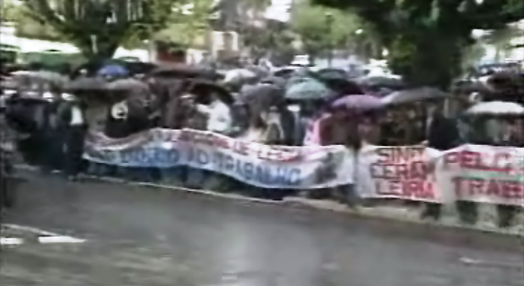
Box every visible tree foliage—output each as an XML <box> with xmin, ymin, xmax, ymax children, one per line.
<box><xmin>313</xmin><ymin>0</ymin><xmax>524</xmax><ymax>87</ymax></box>
<box><xmin>19</xmin><ymin>0</ymin><xmax>175</xmax><ymax>60</ymax></box>
<box><xmin>1</xmin><ymin>0</ymin><xmax>22</xmax><ymax>22</ymax></box>
<box><xmin>242</xmin><ymin>20</ymin><xmax>296</xmax><ymax>60</ymax></box>
<box><xmin>290</xmin><ymin>1</ymin><xmax>360</xmax><ymax>57</ymax></box>
<box><xmin>130</xmin><ymin>0</ymin><xmax>214</xmax><ymax>49</ymax></box>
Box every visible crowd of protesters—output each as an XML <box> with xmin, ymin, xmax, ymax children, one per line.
<box><xmin>0</xmin><ymin>60</ymin><xmax>523</xmax><ymax>202</ymax></box>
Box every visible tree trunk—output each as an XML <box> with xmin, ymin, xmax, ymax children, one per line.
<box><xmin>66</xmin><ymin>30</ymin><xmax>124</xmax><ymax>62</ymax></box>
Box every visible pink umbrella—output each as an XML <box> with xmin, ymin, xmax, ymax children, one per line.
<box><xmin>330</xmin><ymin>94</ymin><xmax>383</xmax><ymax>111</ymax></box>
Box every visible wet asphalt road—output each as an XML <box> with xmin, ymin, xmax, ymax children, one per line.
<box><xmin>1</xmin><ymin>172</ymin><xmax>523</xmax><ymax>286</ymax></box>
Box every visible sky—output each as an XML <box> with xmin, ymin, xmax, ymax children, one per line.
<box><xmin>264</xmin><ymin>0</ymin><xmax>292</xmax><ymax>22</ymax></box>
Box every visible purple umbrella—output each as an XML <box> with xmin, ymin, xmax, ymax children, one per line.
<box><xmin>330</xmin><ymin>94</ymin><xmax>383</xmax><ymax>111</ymax></box>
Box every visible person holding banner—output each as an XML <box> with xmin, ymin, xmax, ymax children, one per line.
<box><xmin>59</xmin><ymin>93</ymin><xmax>88</xmax><ymax>181</ymax></box>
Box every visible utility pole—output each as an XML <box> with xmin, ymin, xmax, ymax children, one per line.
<box><xmin>324</xmin><ymin>12</ymin><xmax>334</xmax><ymax>67</ymax></box>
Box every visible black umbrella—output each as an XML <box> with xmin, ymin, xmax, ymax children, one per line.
<box><xmin>185</xmin><ymin>79</ymin><xmax>235</xmax><ymax>105</ymax></box>
<box><xmin>65</xmin><ymin>77</ymin><xmax>108</xmax><ymax>92</ymax></box>
<box><xmin>240</xmin><ymin>84</ymin><xmax>284</xmax><ymax>111</ymax></box>
<box><xmin>107</xmin><ymin>78</ymin><xmax>149</xmax><ymax>92</ymax></box>
<box><xmin>315</xmin><ymin>68</ymin><xmax>348</xmax><ymax>81</ymax></box>
<box><xmin>260</xmin><ymin>76</ymin><xmax>287</xmax><ymax>88</ymax></box>
<box><xmin>149</xmin><ymin>65</ymin><xmax>223</xmax><ymax>80</ymax></box>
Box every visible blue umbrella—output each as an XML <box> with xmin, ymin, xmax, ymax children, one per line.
<box><xmin>97</xmin><ymin>64</ymin><xmax>129</xmax><ymax>77</ymax></box>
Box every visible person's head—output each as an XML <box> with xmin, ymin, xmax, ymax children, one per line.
<box><xmin>111</xmin><ymin>100</ymin><xmax>128</xmax><ymax>120</ymax></box>
<box><xmin>300</xmin><ymin>100</ymin><xmax>322</xmax><ymax>117</ymax></box>
<box><xmin>358</xmin><ymin>115</ymin><xmax>382</xmax><ymax>144</ymax></box>
<box><xmin>427</xmin><ymin>101</ymin><xmax>444</xmax><ymax>117</ymax></box>
<box><xmin>179</xmin><ymin>93</ymin><xmax>197</xmax><ymax>111</ymax></box>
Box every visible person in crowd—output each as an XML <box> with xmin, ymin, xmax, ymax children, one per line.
<box><xmin>104</xmin><ymin>100</ymin><xmax>129</xmax><ymax>138</ymax></box>
<box><xmin>358</xmin><ymin>112</ymin><xmax>382</xmax><ymax>146</ymax></box>
<box><xmin>503</xmin><ymin>119</ymin><xmax>524</xmax><ymax>147</ymax></box>
<box><xmin>0</xmin><ymin>96</ymin><xmax>17</xmax><ymax>152</ymax></box>
<box><xmin>426</xmin><ymin>102</ymin><xmax>460</xmax><ymax>150</ymax></box>
<box><xmin>196</xmin><ymin>92</ymin><xmax>233</xmax><ymax>134</ymax></box>
<box><xmin>40</xmin><ymin>87</ymin><xmax>65</xmax><ymax>172</ymax></box>
<box><xmin>59</xmin><ymin>93</ymin><xmax>88</xmax><ymax>180</ymax></box>
<box><xmin>239</xmin><ymin>103</ymin><xmax>284</xmax><ymax>144</ymax></box>
<box><xmin>179</xmin><ymin>93</ymin><xmax>208</xmax><ymax>130</ymax></box>
<box><xmin>291</xmin><ymin>100</ymin><xmax>322</xmax><ymax>146</ymax></box>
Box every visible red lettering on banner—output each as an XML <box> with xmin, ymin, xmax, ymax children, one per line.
<box><xmin>213</xmin><ymin>137</ymin><xmax>231</xmax><ymax>149</ymax></box>
<box><xmin>443</xmin><ymin>150</ymin><xmax>515</xmax><ymax>173</ymax></box>
<box><xmin>232</xmin><ymin>141</ymin><xmax>249</xmax><ymax>156</ymax></box>
<box><xmin>177</xmin><ymin>130</ymin><xmax>302</xmax><ymax>161</ymax></box>
<box><xmin>371</xmin><ymin>146</ymin><xmax>435</xmax><ymax>200</ymax></box>
<box><xmin>370</xmin><ymin>162</ymin><xmax>428</xmax><ymax>180</ymax></box>
<box><xmin>376</xmin><ymin>146</ymin><xmax>425</xmax><ymax>164</ymax></box>
<box><xmin>375</xmin><ymin>180</ymin><xmax>435</xmax><ymax>199</ymax></box>
<box><xmin>452</xmin><ymin>176</ymin><xmax>524</xmax><ymax>200</ymax></box>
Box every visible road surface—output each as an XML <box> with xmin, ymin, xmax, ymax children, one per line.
<box><xmin>1</xmin><ymin>172</ymin><xmax>523</xmax><ymax>286</ymax></box>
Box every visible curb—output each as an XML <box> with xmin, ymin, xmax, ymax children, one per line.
<box><xmin>14</xmin><ymin>165</ymin><xmax>524</xmax><ymax>251</ymax></box>
<box><xmin>1</xmin><ymin>224</ymin><xmax>86</xmax><ymax>246</ymax></box>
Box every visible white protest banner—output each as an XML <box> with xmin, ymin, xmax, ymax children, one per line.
<box><xmin>83</xmin><ymin>128</ymin><xmax>355</xmax><ymax>189</ymax></box>
<box><xmin>356</xmin><ymin>144</ymin><xmax>442</xmax><ymax>202</ymax></box>
<box><xmin>435</xmin><ymin>144</ymin><xmax>524</xmax><ymax>207</ymax></box>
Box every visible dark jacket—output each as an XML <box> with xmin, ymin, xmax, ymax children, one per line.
<box><xmin>427</xmin><ymin>115</ymin><xmax>460</xmax><ymax>150</ymax></box>
<box><xmin>59</xmin><ymin>101</ymin><xmax>88</xmax><ymax>128</ymax></box>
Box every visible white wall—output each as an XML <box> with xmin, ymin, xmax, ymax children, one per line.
<box><xmin>1</xmin><ymin>24</ymin><xmax>150</xmax><ymax>61</ymax></box>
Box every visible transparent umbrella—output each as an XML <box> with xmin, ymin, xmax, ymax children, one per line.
<box><xmin>381</xmin><ymin>87</ymin><xmax>448</xmax><ymax>106</ymax></box>
<box><xmin>285</xmin><ymin>78</ymin><xmax>334</xmax><ymax>101</ymax></box>
<box><xmin>464</xmin><ymin>101</ymin><xmax>524</xmax><ymax>116</ymax></box>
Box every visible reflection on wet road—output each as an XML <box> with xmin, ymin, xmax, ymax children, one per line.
<box><xmin>1</xmin><ymin>172</ymin><xmax>523</xmax><ymax>286</ymax></box>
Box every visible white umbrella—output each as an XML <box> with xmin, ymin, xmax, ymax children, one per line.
<box><xmin>464</xmin><ymin>101</ymin><xmax>524</xmax><ymax>116</ymax></box>
<box><xmin>381</xmin><ymin>87</ymin><xmax>448</xmax><ymax>105</ymax></box>
<box><xmin>223</xmin><ymin>68</ymin><xmax>257</xmax><ymax>84</ymax></box>
<box><xmin>10</xmin><ymin>70</ymin><xmax>32</xmax><ymax>76</ymax></box>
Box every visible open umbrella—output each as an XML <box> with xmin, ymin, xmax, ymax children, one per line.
<box><xmin>223</xmin><ymin>68</ymin><xmax>258</xmax><ymax>85</ymax></box>
<box><xmin>315</xmin><ymin>68</ymin><xmax>348</xmax><ymax>81</ymax></box>
<box><xmin>285</xmin><ymin>78</ymin><xmax>334</xmax><ymax>101</ymax></box>
<box><xmin>272</xmin><ymin>66</ymin><xmax>301</xmax><ymax>78</ymax></box>
<box><xmin>10</xmin><ymin>70</ymin><xmax>68</xmax><ymax>87</ymax></box>
<box><xmin>260</xmin><ymin>76</ymin><xmax>286</xmax><ymax>88</ymax></box>
<box><xmin>186</xmin><ymin>79</ymin><xmax>235</xmax><ymax>105</ymax></box>
<box><xmin>381</xmin><ymin>87</ymin><xmax>448</xmax><ymax>106</ymax></box>
<box><xmin>240</xmin><ymin>84</ymin><xmax>284</xmax><ymax>111</ymax></box>
<box><xmin>149</xmin><ymin>65</ymin><xmax>222</xmax><ymax>80</ymax></box>
<box><xmin>107</xmin><ymin>78</ymin><xmax>149</xmax><ymax>92</ymax></box>
<box><xmin>356</xmin><ymin>75</ymin><xmax>404</xmax><ymax>88</ymax></box>
<box><xmin>464</xmin><ymin>101</ymin><xmax>524</xmax><ymax>116</ymax></box>
<box><xmin>65</xmin><ymin>77</ymin><xmax>108</xmax><ymax>92</ymax></box>
<box><xmin>97</xmin><ymin>64</ymin><xmax>129</xmax><ymax>77</ymax></box>
<box><xmin>331</xmin><ymin>94</ymin><xmax>383</xmax><ymax>112</ymax></box>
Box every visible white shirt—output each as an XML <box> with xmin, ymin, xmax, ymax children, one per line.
<box><xmin>198</xmin><ymin>100</ymin><xmax>232</xmax><ymax>134</ymax></box>
<box><xmin>70</xmin><ymin>105</ymin><xmax>84</xmax><ymax>126</ymax></box>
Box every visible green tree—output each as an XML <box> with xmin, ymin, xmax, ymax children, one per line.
<box><xmin>1</xmin><ymin>0</ymin><xmax>22</xmax><ymax>22</ymax></box>
<box><xmin>126</xmin><ymin>0</ymin><xmax>214</xmax><ymax>49</ymax></box>
<box><xmin>20</xmin><ymin>0</ymin><xmax>174</xmax><ymax>60</ymax></box>
<box><xmin>480</xmin><ymin>26</ymin><xmax>523</xmax><ymax>61</ymax></box>
<box><xmin>290</xmin><ymin>1</ymin><xmax>360</xmax><ymax>58</ymax></box>
<box><xmin>242</xmin><ymin>21</ymin><xmax>296</xmax><ymax>60</ymax></box>
<box><xmin>313</xmin><ymin>0</ymin><xmax>524</xmax><ymax>87</ymax></box>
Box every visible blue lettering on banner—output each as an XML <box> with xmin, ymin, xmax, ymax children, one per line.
<box><xmin>197</xmin><ymin>149</ymin><xmax>210</xmax><ymax>165</ymax></box>
<box><xmin>119</xmin><ymin>147</ymin><xmax>181</xmax><ymax>167</ymax></box>
<box><xmin>187</xmin><ymin>147</ymin><xmax>211</xmax><ymax>167</ymax></box>
<box><xmin>213</xmin><ymin>151</ymin><xmax>301</xmax><ymax>187</ymax></box>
